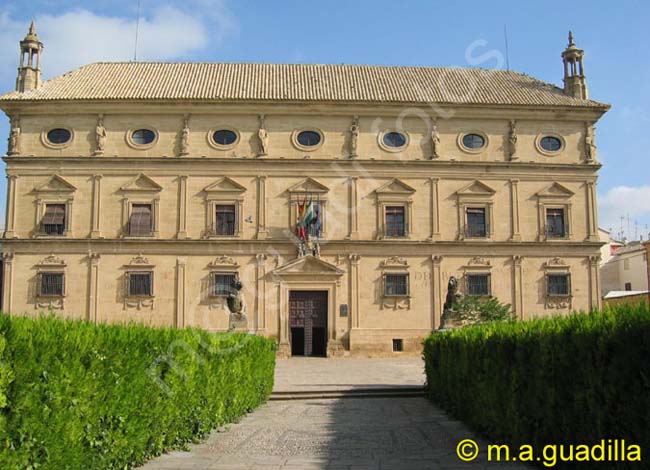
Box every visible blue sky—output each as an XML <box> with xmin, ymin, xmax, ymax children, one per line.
<box><xmin>0</xmin><ymin>0</ymin><xmax>648</xmax><ymax>240</ymax></box>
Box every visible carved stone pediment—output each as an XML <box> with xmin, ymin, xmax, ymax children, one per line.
<box><xmin>203</xmin><ymin>177</ymin><xmax>246</xmax><ymax>194</ymax></box>
<box><xmin>273</xmin><ymin>255</ymin><xmax>343</xmax><ymax>277</ymax></box>
<box><xmin>456</xmin><ymin>180</ymin><xmax>495</xmax><ymax>197</ymax></box>
<box><xmin>124</xmin><ymin>254</ymin><xmax>154</xmax><ymax>268</ymax></box>
<box><xmin>375</xmin><ymin>178</ymin><xmax>416</xmax><ymax>195</ymax></box>
<box><xmin>36</xmin><ymin>254</ymin><xmax>66</xmax><ymax>267</ymax></box>
<box><xmin>287</xmin><ymin>177</ymin><xmax>329</xmax><ymax>194</ymax></box>
<box><xmin>536</xmin><ymin>182</ymin><xmax>574</xmax><ymax>198</ymax></box>
<box><xmin>208</xmin><ymin>255</ymin><xmax>239</xmax><ymax>269</ymax></box>
<box><xmin>120</xmin><ymin>173</ymin><xmax>162</xmax><ymax>192</ymax></box>
<box><xmin>466</xmin><ymin>256</ymin><xmax>490</xmax><ymax>266</ymax></box>
<box><xmin>544</xmin><ymin>257</ymin><xmax>568</xmax><ymax>269</ymax></box>
<box><xmin>381</xmin><ymin>256</ymin><xmax>409</xmax><ymax>269</ymax></box>
<box><xmin>34</xmin><ymin>175</ymin><xmax>76</xmax><ymax>193</ymax></box>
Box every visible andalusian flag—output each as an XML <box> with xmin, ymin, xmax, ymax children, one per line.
<box><xmin>299</xmin><ymin>198</ymin><xmax>315</xmax><ymax>228</ymax></box>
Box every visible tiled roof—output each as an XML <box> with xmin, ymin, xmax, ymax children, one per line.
<box><xmin>0</xmin><ymin>62</ymin><xmax>609</xmax><ymax>108</ymax></box>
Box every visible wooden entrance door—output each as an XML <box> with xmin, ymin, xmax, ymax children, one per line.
<box><xmin>289</xmin><ymin>290</ymin><xmax>328</xmax><ymax>357</ymax></box>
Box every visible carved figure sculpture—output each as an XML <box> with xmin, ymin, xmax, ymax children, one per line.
<box><xmin>258</xmin><ymin>114</ymin><xmax>268</xmax><ymax>156</ymax></box>
<box><xmin>443</xmin><ymin>276</ymin><xmax>460</xmax><ymax>311</ymax></box>
<box><xmin>8</xmin><ymin>116</ymin><xmax>20</xmax><ymax>156</ymax></box>
<box><xmin>585</xmin><ymin>123</ymin><xmax>597</xmax><ymax>162</ymax></box>
<box><xmin>508</xmin><ymin>119</ymin><xmax>518</xmax><ymax>160</ymax></box>
<box><xmin>94</xmin><ymin>114</ymin><xmax>106</xmax><ymax>155</ymax></box>
<box><xmin>179</xmin><ymin>116</ymin><xmax>190</xmax><ymax>156</ymax></box>
<box><xmin>430</xmin><ymin>119</ymin><xmax>441</xmax><ymax>159</ymax></box>
<box><xmin>349</xmin><ymin>116</ymin><xmax>359</xmax><ymax>158</ymax></box>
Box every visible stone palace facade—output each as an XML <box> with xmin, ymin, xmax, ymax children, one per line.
<box><xmin>0</xmin><ymin>25</ymin><xmax>609</xmax><ymax>355</ymax></box>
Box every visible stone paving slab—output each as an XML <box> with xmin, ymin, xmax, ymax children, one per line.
<box><xmin>273</xmin><ymin>357</ymin><xmax>426</xmax><ymax>392</ymax></box>
<box><xmin>140</xmin><ymin>397</ymin><xmax>532</xmax><ymax>470</ymax></box>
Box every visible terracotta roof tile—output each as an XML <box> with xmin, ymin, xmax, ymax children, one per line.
<box><xmin>0</xmin><ymin>62</ymin><xmax>608</xmax><ymax>108</ymax></box>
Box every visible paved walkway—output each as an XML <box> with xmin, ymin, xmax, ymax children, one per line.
<box><xmin>140</xmin><ymin>358</ymin><xmax>531</xmax><ymax>469</ymax></box>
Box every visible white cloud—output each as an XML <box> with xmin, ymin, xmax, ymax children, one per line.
<box><xmin>0</xmin><ymin>2</ymin><xmax>238</xmax><ymax>80</ymax></box>
<box><xmin>598</xmin><ymin>185</ymin><xmax>650</xmax><ymax>234</ymax></box>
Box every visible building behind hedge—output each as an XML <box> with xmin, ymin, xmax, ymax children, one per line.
<box><xmin>0</xmin><ymin>25</ymin><xmax>609</xmax><ymax>356</ymax></box>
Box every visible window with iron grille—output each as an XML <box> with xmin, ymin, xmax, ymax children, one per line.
<box><xmin>212</xmin><ymin>273</ymin><xmax>236</xmax><ymax>296</ymax></box>
<box><xmin>467</xmin><ymin>274</ymin><xmax>490</xmax><ymax>296</ymax></box>
<box><xmin>39</xmin><ymin>272</ymin><xmax>64</xmax><ymax>296</ymax></box>
<box><xmin>547</xmin><ymin>274</ymin><xmax>570</xmax><ymax>296</ymax></box>
<box><xmin>546</xmin><ymin>208</ymin><xmax>566</xmax><ymax>238</ymax></box>
<box><xmin>307</xmin><ymin>201</ymin><xmax>323</xmax><ymax>238</ymax></box>
<box><xmin>41</xmin><ymin>204</ymin><xmax>66</xmax><ymax>235</ymax></box>
<box><xmin>466</xmin><ymin>207</ymin><xmax>487</xmax><ymax>237</ymax></box>
<box><xmin>384</xmin><ymin>273</ymin><xmax>408</xmax><ymax>296</ymax></box>
<box><xmin>215</xmin><ymin>204</ymin><xmax>236</xmax><ymax>236</ymax></box>
<box><xmin>385</xmin><ymin>206</ymin><xmax>406</xmax><ymax>237</ymax></box>
<box><xmin>129</xmin><ymin>204</ymin><xmax>153</xmax><ymax>236</ymax></box>
<box><xmin>625</xmin><ymin>282</ymin><xmax>632</xmax><ymax>291</ymax></box>
<box><xmin>127</xmin><ymin>272</ymin><xmax>153</xmax><ymax>296</ymax></box>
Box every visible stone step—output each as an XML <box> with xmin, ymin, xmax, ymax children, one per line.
<box><xmin>269</xmin><ymin>386</ymin><xmax>426</xmax><ymax>401</ymax></box>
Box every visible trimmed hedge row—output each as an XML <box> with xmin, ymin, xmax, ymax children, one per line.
<box><xmin>0</xmin><ymin>314</ymin><xmax>276</xmax><ymax>469</ymax></box>
<box><xmin>423</xmin><ymin>304</ymin><xmax>650</xmax><ymax>468</ymax></box>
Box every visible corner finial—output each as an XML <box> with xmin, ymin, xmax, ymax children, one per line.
<box><xmin>29</xmin><ymin>20</ymin><xmax>36</xmax><ymax>35</ymax></box>
<box><xmin>568</xmin><ymin>31</ymin><xmax>574</xmax><ymax>46</ymax></box>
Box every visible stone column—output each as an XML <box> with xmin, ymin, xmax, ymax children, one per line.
<box><xmin>510</xmin><ymin>179</ymin><xmax>521</xmax><ymax>241</ymax></box>
<box><xmin>431</xmin><ymin>255</ymin><xmax>443</xmax><ymax>329</ymax></box>
<box><xmin>177</xmin><ymin>175</ymin><xmax>188</xmax><ymax>239</ymax></box>
<box><xmin>175</xmin><ymin>257</ymin><xmax>187</xmax><ymax>328</ymax></box>
<box><xmin>87</xmin><ymin>253</ymin><xmax>100</xmax><ymax>322</ymax></box>
<box><xmin>2</xmin><ymin>253</ymin><xmax>14</xmax><ymax>313</ymax></box>
<box><xmin>349</xmin><ymin>254</ymin><xmax>361</xmax><ymax>329</ymax></box>
<box><xmin>257</xmin><ymin>176</ymin><xmax>267</xmax><ymax>239</ymax></box>
<box><xmin>429</xmin><ymin>177</ymin><xmax>440</xmax><ymax>241</ymax></box>
<box><xmin>512</xmin><ymin>255</ymin><xmax>524</xmax><ymax>320</ymax></box>
<box><xmin>589</xmin><ymin>255</ymin><xmax>601</xmax><ymax>310</ymax></box>
<box><xmin>255</xmin><ymin>253</ymin><xmax>267</xmax><ymax>332</ymax></box>
<box><xmin>90</xmin><ymin>175</ymin><xmax>102</xmax><ymax>238</ymax></box>
<box><xmin>586</xmin><ymin>181</ymin><xmax>598</xmax><ymax>241</ymax></box>
<box><xmin>277</xmin><ymin>282</ymin><xmax>291</xmax><ymax>357</ymax></box>
<box><xmin>347</xmin><ymin>177</ymin><xmax>359</xmax><ymax>239</ymax></box>
<box><xmin>4</xmin><ymin>175</ymin><xmax>18</xmax><ymax>238</ymax></box>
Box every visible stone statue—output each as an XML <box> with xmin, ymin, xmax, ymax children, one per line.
<box><xmin>7</xmin><ymin>116</ymin><xmax>20</xmax><ymax>156</ymax></box>
<box><xmin>508</xmin><ymin>120</ymin><xmax>518</xmax><ymax>160</ymax></box>
<box><xmin>258</xmin><ymin>114</ymin><xmax>268</xmax><ymax>156</ymax></box>
<box><xmin>226</xmin><ymin>279</ymin><xmax>248</xmax><ymax>330</ymax></box>
<box><xmin>93</xmin><ymin>114</ymin><xmax>106</xmax><ymax>156</ymax></box>
<box><xmin>349</xmin><ymin>116</ymin><xmax>359</xmax><ymax>158</ymax></box>
<box><xmin>443</xmin><ymin>276</ymin><xmax>460</xmax><ymax>311</ymax></box>
<box><xmin>430</xmin><ymin>119</ymin><xmax>440</xmax><ymax>159</ymax></box>
<box><xmin>440</xmin><ymin>276</ymin><xmax>462</xmax><ymax>330</ymax></box>
<box><xmin>585</xmin><ymin>123</ymin><xmax>597</xmax><ymax>162</ymax></box>
<box><xmin>179</xmin><ymin>116</ymin><xmax>190</xmax><ymax>156</ymax></box>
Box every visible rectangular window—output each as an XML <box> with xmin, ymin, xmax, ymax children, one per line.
<box><xmin>547</xmin><ymin>274</ymin><xmax>570</xmax><ymax>296</ymax></box>
<box><xmin>41</xmin><ymin>204</ymin><xmax>66</xmax><ymax>235</ymax></box>
<box><xmin>129</xmin><ymin>204</ymin><xmax>153</xmax><ymax>236</ymax></box>
<box><xmin>625</xmin><ymin>282</ymin><xmax>632</xmax><ymax>291</ymax></box>
<box><xmin>385</xmin><ymin>206</ymin><xmax>406</xmax><ymax>237</ymax></box>
<box><xmin>307</xmin><ymin>202</ymin><xmax>323</xmax><ymax>238</ymax></box>
<box><xmin>384</xmin><ymin>273</ymin><xmax>408</xmax><ymax>296</ymax></box>
<box><xmin>39</xmin><ymin>272</ymin><xmax>64</xmax><ymax>296</ymax></box>
<box><xmin>128</xmin><ymin>272</ymin><xmax>153</xmax><ymax>296</ymax></box>
<box><xmin>546</xmin><ymin>208</ymin><xmax>566</xmax><ymax>238</ymax></box>
<box><xmin>215</xmin><ymin>204</ymin><xmax>236</xmax><ymax>236</ymax></box>
<box><xmin>392</xmin><ymin>339</ymin><xmax>404</xmax><ymax>352</ymax></box>
<box><xmin>467</xmin><ymin>274</ymin><xmax>490</xmax><ymax>296</ymax></box>
<box><xmin>466</xmin><ymin>207</ymin><xmax>487</xmax><ymax>238</ymax></box>
<box><xmin>212</xmin><ymin>273</ymin><xmax>236</xmax><ymax>296</ymax></box>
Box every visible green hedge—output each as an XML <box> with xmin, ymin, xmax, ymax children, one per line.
<box><xmin>423</xmin><ymin>304</ymin><xmax>650</xmax><ymax>469</ymax></box>
<box><xmin>0</xmin><ymin>314</ymin><xmax>276</xmax><ymax>469</ymax></box>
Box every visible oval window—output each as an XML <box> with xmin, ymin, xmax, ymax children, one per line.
<box><xmin>131</xmin><ymin>129</ymin><xmax>156</xmax><ymax>145</ymax></box>
<box><xmin>540</xmin><ymin>136</ymin><xmax>562</xmax><ymax>152</ymax></box>
<box><xmin>46</xmin><ymin>128</ymin><xmax>72</xmax><ymax>145</ymax></box>
<box><xmin>383</xmin><ymin>132</ymin><xmax>407</xmax><ymax>148</ymax></box>
<box><xmin>297</xmin><ymin>130</ymin><xmax>321</xmax><ymax>147</ymax></box>
<box><xmin>213</xmin><ymin>129</ymin><xmax>238</xmax><ymax>146</ymax></box>
<box><xmin>462</xmin><ymin>133</ymin><xmax>485</xmax><ymax>149</ymax></box>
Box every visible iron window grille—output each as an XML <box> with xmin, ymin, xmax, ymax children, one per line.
<box><xmin>547</xmin><ymin>274</ymin><xmax>571</xmax><ymax>296</ymax></box>
<box><xmin>385</xmin><ymin>206</ymin><xmax>406</xmax><ymax>237</ymax></box>
<box><xmin>546</xmin><ymin>208</ymin><xmax>566</xmax><ymax>238</ymax></box>
<box><xmin>212</xmin><ymin>273</ymin><xmax>236</xmax><ymax>297</ymax></box>
<box><xmin>467</xmin><ymin>274</ymin><xmax>490</xmax><ymax>296</ymax></box>
<box><xmin>41</xmin><ymin>204</ymin><xmax>66</xmax><ymax>235</ymax></box>
<box><xmin>128</xmin><ymin>204</ymin><xmax>153</xmax><ymax>236</ymax></box>
<box><xmin>38</xmin><ymin>272</ymin><xmax>65</xmax><ymax>296</ymax></box>
<box><xmin>127</xmin><ymin>272</ymin><xmax>153</xmax><ymax>297</ymax></box>
<box><xmin>466</xmin><ymin>207</ymin><xmax>488</xmax><ymax>238</ymax></box>
<box><xmin>384</xmin><ymin>273</ymin><xmax>409</xmax><ymax>296</ymax></box>
<box><xmin>215</xmin><ymin>204</ymin><xmax>236</xmax><ymax>236</ymax></box>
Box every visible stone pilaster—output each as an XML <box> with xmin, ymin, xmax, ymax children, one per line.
<box><xmin>2</xmin><ymin>253</ymin><xmax>14</xmax><ymax>313</ymax></box>
<box><xmin>87</xmin><ymin>253</ymin><xmax>100</xmax><ymax>322</ymax></box>
<box><xmin>255</xmin><ymin>253</ymin><xmax>267</xmax><ymax>331</ymax></box>
<box><xmin>175</xmin><ymin>257</ymin><xmax>187</xmax><ymax>328</ymax></box>
<box><xmin>431</xmin><ymin>255</ymin><xmax>443</xmax><ymax>329</ymax></box>
<box><xmin>176</xmin><ymin>175</ymin><xmax>188</xmax><ymax>239</ymax></box>
<box><xmin>90</xmin><ymin>175</ymin><xmax>102</xmax><ymax>238</ymax></box>
<box><xmin>589</xmin><ymin>255</ymin><xmax>601</xmax><ymax>310</ymax></box>
<box><xmin>347</xmin><ymin>177</ymin><xmax>359</xmax><ymax>240</ymax></box>
<box><xmin>256</xmin><ymin>176</ymin><xmax>267</xmax><ymax>239</ymax></box>
<box><xmin>349</xmin><ymin>254</ymin><xmax>361</xmax><ymax>329</ymax></box>
<box><xmin>586</xmin><ymin>181</ymin><xmax>598</xmax><ymax>241</ymax></box>
<box><xmin>510</xmin><ymin>179</ymin><xmax>521</xmax><ymax>241</ymax></box>
<box><xmin>4</xmin><ymin>175</ymin><xmax>18</xmax><ymax>238</ymax></box>
<box><xmin>512</xmin><ymin>255</ymin><xmax>524</xmax><ymax>320</ymax></box>
<box><xmin>428</xmin><ymin>177</ymin><xmax>440</xmax><ymax>241</ymax></box>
